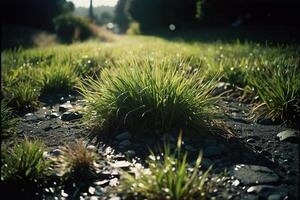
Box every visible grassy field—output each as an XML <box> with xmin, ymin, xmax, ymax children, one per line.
<box><xmin>1</xmin><ymin>35</ymin><xmax>299</xmax><ymax>199</ymax></box>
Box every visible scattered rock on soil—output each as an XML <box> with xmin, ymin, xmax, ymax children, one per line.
<box><xmin>229</xmin><ymin>164</ymin><xmax>280</xmax><ymax>185</ymax></box>
<box><xmin>61</xmin><ymin>111</ymin><xmax>82</xmax><ymax>121</ymax></box>
<box><xmin>277</xmin><ymin>129</ymin><xmax>299</xmax><ymax>143</ymax></box>
<box><xmin>59</xmin><ymin>101</ymin><xmax>73</xmax><ymax>112</ymax></box>
<box><xmin>247</xmin><ymin>185</ymin><xmax>288</xmax><ymax>200</ymax></box>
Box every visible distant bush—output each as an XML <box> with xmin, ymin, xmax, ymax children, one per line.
<box><xmin>126</xmin><ymin>22</ymin><xmax>141</xmax><ymax>35</ymax></box>
<box><xmin>53</xmin><ymin>14</ymin><xmax>94</xmax><ymax>42</ymax></box>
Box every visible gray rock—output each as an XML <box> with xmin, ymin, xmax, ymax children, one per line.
<box><xmin>87</xmin><ymin>145</ymin><xmax>97</xmax><ymax>152</ymax></box>
<box><xmin>61</xmin><ymin>111</ymin><xmax>82</xmax><ymax>121</ymax></box>
<box><xmin>229</xmin><ymin>165</ymin><xmax>280</xmax><ymax>185</ymax></box>
<box><xmin>94</xmin><ymin>180</ymin><xmax>109</xmax><ymax>186</ymax></box>
<box><xmin>204</xmin><ymin>146</ymin><xmax>222</xmax><ymax>157</ymax></box>
<box><xmin>59</xmin><ymin>101</ymin><xmax>73</xmax><ymax>112</ymax></box>
<box><xmin>119</xmin><ymin>140</ymin><xmax>131</xmax><ymax>146</ymax></box>
<box><xmin>115</xmin><ymin>132</ymin><xmax>131</xmax><ymax>140</ymax></box>
<box><xmin>247</xmin><ymin>185</ymin><xmax>288</xmax><ymax>200</ymax></box>
<box><xmin>277</xmin><ymin>129</ymin><xmax>299</xmax><ymax>143</ymax></box>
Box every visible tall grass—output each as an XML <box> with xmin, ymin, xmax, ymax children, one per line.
<box><xmin>79</xmin><ymin>58</ymin><xmax>220</xmax><ymax>134</ymax></box>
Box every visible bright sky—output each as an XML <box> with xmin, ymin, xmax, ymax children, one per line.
<box><xmin>67</xmin><ymin>0</ymin><xmax>118</xmax><ymax>7</ymax></box>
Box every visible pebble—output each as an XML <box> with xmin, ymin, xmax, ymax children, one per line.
<box><xmin>51</xmin><ymin>149</ymin><xmax>63</xmax><ymax>157</ymax></box>
<box><xmin>94</xmin><ymin>180</ymin><xmax>109</xmax><ymax>186</ymax></box>
<box><xmin>59</xmin><ymin>101</ymin><xmax>73</xmax><ymax>112</ymax></box>
<box><xmin>115</xmin><ymin>132</ymin><xmax>131</xmax><ymax>140</ymax></box>
<box><xmin>109</xmin><ymin>178</ymin><xmax>119</xmax><ymax>187</ymax></box>
<box><xmin>277</xmin><ymin>129</ymin><xmax>299</xmax><ymax>143</ymax></box>
<box><xmin>88</xmin><ymin>186</ymin><xmax>96</xmax><ymax>195</ymax></box>
<box><xmin>246</xmin><ymin>138</ymin><xmax>256</xmax><ymax>144</ymax></box>
<box><xmin>61</xmin><ymin>111</ymin><xmax>82</xmax><ymax>121</ymax></box>
<box><xmin>229</xmin><ymin>164</ymin><xmax>280</xmax><ymax>185</ymax></box>
<box><xmin>49</xmin><ymin>112</ymin><xmax>60</xmax><ymax>118</ymax></box>
<box><xmin>111</xmin><ymin>160</ymin><xmax>131</xmax><ymax>169</ymax></box>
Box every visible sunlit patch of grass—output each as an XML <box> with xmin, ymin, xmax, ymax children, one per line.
<box><xmin>79</xmin><ymin>58</ymin><xmax>220</xmax><ymax>135</ymax></box>
<box><xmin>1</xmin><ymin>139</ymin><xmax>52</xmax><ymax>185</ymax></box>
<box><xmin>52</xmin><ymin>139</ymin><xmax>99</xmax><ymax>182</ymax></box>
<box><xmin>248</xmin><ymin>60</ymin><xmax>300</xmax><ymax>124</ymax></box>
<box><xmin>118</xmin><ymin>131</ymin><xmax>211</xmax><ymax>200</ymax></box>
<box><xmin>40</xmin><ymin>65</ymin><xmax>79</xmax><ymax>96</ymax></box>
<box><xmin>1</xmin><ymin>101</ymin><xmax>19</xmax><ymax>138</ymax></box>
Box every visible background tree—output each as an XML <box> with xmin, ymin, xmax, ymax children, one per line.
<box><xmin>114</xmin><ymin>0</ymin><xmax>132</xmax><ymax>33</ymax></box>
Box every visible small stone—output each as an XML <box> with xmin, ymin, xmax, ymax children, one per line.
<box><xmin>247</xmin><ymin>185</ymin><xmax>288</xmax><ymax>200</ymax></box>
<box><xmin>119</xmin><ymin>140</ymin><xmax>131</xmax><ymax>146</ymax></box>
<box><xmin>109</xmin><ymin>197</ymin><xmax>121</xmax><ymax>200</ymax></box>
<box><xmin>277</xmin><ymin>130</ymin><xmax>299</xmax><ymax>143</ymax></box>
<box><xmin>61</xmin><ymin>111</ymin><xmax>82</xmax><ymax>121</ymax></box>
<box><xmin>212</xmin><ymin>82</ymin><xmax>231</xmax><ymax>96</ymax></box>
<box><xmin>115</xmin><ymin>132</ymin><xmax>131</xmax><ymax>140</ymax></box>
<box><xmin>246</xmin><ymin>138</ymin><xmax>256</xmax><ymax>144</ymax></box>
<box><xmin>90</xmin><ymin>196</ymin><xmax>99</xmax><ymax>200</ymax></box>
<box><xmin>88</xmin><ymin>186</ymin><xmax>95</xmax><ymax>195</ymax></box>
<box><xmin>229</xmin><ymin>165</ymin><xmax>280</xmax><ymax>185</ymax></box>
<box><xmin>111</xmin><ymin>160</ymin><xmax>131</xmax><ymax>169</ymax></box>
<box><xmin>109</xmin><ymin>178</ymin><xmax>119</xmax><ymax>187</ymax></box>
<box><xmin>59</xmin><ymin>101</ymin><xmax>73</xmax><ymax>112</ymax></box>
<box><xmin>51</xmin><ymin>149</ymin><xmax>63</xmax><ymax>157</ymax></box>
<box><xmin>49</xmin><ymin>112</ymin><xmax>60</xmax><ymax>118</ymax></box>
<box><xmin>87</xmin><ymin>145</ymin><xmax>97</xmax><ymax>152</ymax></box>
<box><xmin>232</xmin><ymin>180</ymin><xmax>240</xmax><ymax>187</ymax></box>
<box><xmin>94</xmin><ymin>180</ymin><xmax>109</xmax><ymax>186</ymax></box>
<box><xmin>61</xmin><ymin>189</ymin><xmax>68</xmax><ymax>197</ymax></box>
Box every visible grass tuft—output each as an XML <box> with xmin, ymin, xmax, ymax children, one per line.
<box><xmin>118</xmin><ymin>131</ymin><xmax>211</xmax><ymax>200</ymax></box>
<box><xmin>79</xmin><ymin>58</ymin><xmax>219</xmax><ymax>135</ymax></box>
<box><xmin>52</xmin><ymin>139</ymin><xmax>98</xmax><ymax>182</ymax></box>
<box><xmin>248</xmin><ymin>62</ymin><xmax>300</xmax><ymax>124</ymax></box>
<box><xmin>1</xmin><ymin>139</ymin><xmax>52</xmax><ymax>184</ymax></box>
<box><xmin>1</xmin><ymin>101</ymin><xmax>19</xmax><ymax>138</ymax></box>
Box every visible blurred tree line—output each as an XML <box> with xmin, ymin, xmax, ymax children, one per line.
<box><xmin>1</xmin><ymin>0</ymin><xmax>74</xmax><ymax>31</ymax></box>
<box><xmin>115</xmin><ymin>0</ymin><xmax>300</xmax><ymax>33</ymax></box>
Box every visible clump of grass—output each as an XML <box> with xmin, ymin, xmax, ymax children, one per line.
<box><xmin>80</xmin><ymin>58</ymin><xmax>219</xmax><ymax>134</ymax></box>
<box><xmin>1</xmin><ymin>139</ymin><xmax>52</xmax><ymax>184</ymax></box>
<box><xmin>1</xmin><ymin>101</ymin><xmax>19</xmax><ymax>138</ymax></box>
<box><xmin>248</xmin><ymin>62</ymin><xmax>300</xmax><ymax>124</ymax></box>
<box><xmin>118</xmin><ymin>131</ymin><xmax>211</xmax><ymax>200</ymax></box>
<box><xmin>3</xmin><ymin>81</ymin><xmax>40</xmax><ymax>112</ymax></box>
<box><xmin>52</xmin><ymin>139</ymin><xmax>98</xmax><ymax>182</ymax></box>
<box><xmin>40</xmin><ymin>65</ymin><xmax>78</xmax><ymax>96</ymax></box>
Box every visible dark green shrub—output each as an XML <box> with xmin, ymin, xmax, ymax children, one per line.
<box><xmin>53</xmin><ymin>14</ymin><xmax>94</xmax><ymax>42</ymax></box>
